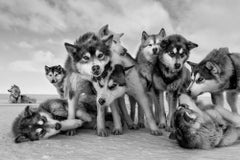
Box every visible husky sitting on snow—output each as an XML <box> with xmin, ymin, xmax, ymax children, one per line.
<box><xmin>8</xmin><ymin>85</ymin><xmax>36</xmax><ymax>104</ymax></box>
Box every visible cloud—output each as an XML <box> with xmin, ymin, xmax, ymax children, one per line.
<box><xmin>17</xmin><ymin>41</ymin><xmax>33</xmax><ymax>48</ymax></box>
<box><xmin>9</xmin><ymin>50</ymin><xmax>64</xmax><ymax>72</ymax></box>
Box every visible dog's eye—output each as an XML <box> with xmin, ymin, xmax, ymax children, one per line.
<box><xmin>108</xmin><ymin>82</ymin><xmax>117</xmax><ymax>90</ymax></box>
<box><xmin>41</xmin><ymin>116</ymin><xmax>47</xmax><ymax>123</ymax></box>
<box><xmin>82</xmin><ymin>55</ymin><xmax>90</xmax><ymax>62</ymax></box>
<box><xmin>113</xmin><ymin>40</ymin><xmax>117</xmax><ymax>44</ymax></box>
<box><xmin>36</xmin><ymin>128</ymin><xmax>43</xmax><ymax>134</ymax></box>
<box><xmin>196</xmin><ymin>77</ymin><xmax>205</xmax><ymax>83</ymax></box>
<box><xmin>98</xmin><ymin>53</ymin><xmax>105</xmax><ymax>60</ymax></box>
<box><xmin>169</xmin><ymin>52</ymin><xmax>175</xmax><ymax>57</ymax></box>
<box><xmin>148</xmin><ymin>44</ymin><xmax>152</xmax><ymax>47</ymax></box>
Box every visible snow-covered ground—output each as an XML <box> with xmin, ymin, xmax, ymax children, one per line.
<box><xmin>1</xmin><ymin>95</ymin><xmax>240</xmax><ymax>160</ymax></box>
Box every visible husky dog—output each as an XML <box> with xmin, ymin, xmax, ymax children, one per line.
<box><xmin>12</xmin><ymin>99</ymin><xmax>87</xmax><ymax>143</ymax></box>
<box><xmin>171</xmin><ymin>94</ymin><xmax>240</xmax><ymax>149</ymax></box>
<box><xmin>153</xmin><ymin>34</ymin><xmax>198</xmax><ymax>131</ymax></box>
<box><xmin>187</xmin><ymin>48</ymin><xmax>240</xmax><ymax>113</ymax></box>
<box><xmin>98</xmin><ymin>25</ymin><xmax>162</xmax><ymax>135</ymax></box>
<box><xmin>63</xmin><ymin>32</ymin><xmax>113</xmax><ymax>135</ymax></box>
<box><xmin>8</xmin><ymin>85</ymin><xmax>36</xmax><ymax>103</ymax></box>
<box><xmin>45</xmin><ymin>65</ymin><xmax>66</xmax><ymax>98</ymax></box>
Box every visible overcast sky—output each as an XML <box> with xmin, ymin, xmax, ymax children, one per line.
<box><xmin>0</xmin><ymin>0</ymin><xmax>240</xmax><ymax>94</ymax></box>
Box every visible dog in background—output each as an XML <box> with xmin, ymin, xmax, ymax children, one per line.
<box><xmin>153</xmin><ymin>34</ymin><xmax>198</xmax><ymax>131</ymax></box>
<box><xmin>8</xmin><ymin>85</ymin><xmax>36</xmax><ymax>103</ymax></box>
<box><xmin>171</xmin><ymin>94</ymin><xmax>240</xmax><ymax>149</ymax></box>
<box><xmin>98</xmin><ymin>25</ymin><xmax>162</xmax><ymax>135</ymax></box>
<box><xmin>63</xmin><ymin>32</ymin><xmax>113</xmax><ymax>135</ymax></box>
<box><xmin>45</xmin><ymin>65</ymin><xmax>66</xmax><ymax>98</ymax></box>
<box><xmin>187</xmin><ymin>48</ymin><xmax>240</xmax><ymax>113</ymax></box>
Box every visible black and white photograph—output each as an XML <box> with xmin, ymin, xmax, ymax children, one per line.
<box><xmin>0</xmin><ymin>0</ymin><xmax>240</xmax><ymax>159</ymax></box>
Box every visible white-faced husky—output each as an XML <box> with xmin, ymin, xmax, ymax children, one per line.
<box><xmin>98</xmin><ymin>25</ymin><xmax>162</xmax><ymax>135</ymax></box>
<box><xmin>8</xmin><ymin>85</ymin><xmax>37</xmax><ymax>103</ymax></box>
<box><xmin>153</xmin><ymin>34</ymin><xmax>198</xmax><ymax>131</ymax></box>
<box><xmin>92</xmin><ymin>64</ymin><xmax>134</xmax><ymax>136</ymax></box>
<box><xmin>187</xmin><ymin>48</ymin><xmax>240</xmax><ymax>113</ymax></box>
<box><xmin>45</xmin><ymin>65</ymin><xmax>66</xmax><ymax>98</ymax></box>
<box><xmin>63</xmin><ymin>32</ymin><xmax>113</xmax><ymax>135</ymax></box>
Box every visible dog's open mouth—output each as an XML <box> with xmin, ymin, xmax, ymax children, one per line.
<box><xmin>183</xmin><ymin>111</ymin><xmax>197</xmax><ymax>122</ymax></box>
<box><xmin>92</xmin><ymin>70</ymin><xmax>101</xmax><ymax>77</ymax></box>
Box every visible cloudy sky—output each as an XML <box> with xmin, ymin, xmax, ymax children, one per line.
<box><xmin>0</xmin><ymin>0</ymin><xmax>240</xmax><ymax>94</ymax></box>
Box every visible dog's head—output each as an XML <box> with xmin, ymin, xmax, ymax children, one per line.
<box><xmin>12</xmin><ymin>106</ymin><xmax>62</xmax><ymax>143</ymax></box>
<box><xmin>173</xmin><ymin>94</ymin><xmax>220</xmax><ymax>149</ymax></box>
<box><xmin>140</xmin><ymin>28</ymin><xmax>166</xmax><ymax>62</ymax></box>
<box><xmin>98</xmin><ymin>24</ymin><xmax>126</xmax><ymax>56</ymax></box>
<box><xmin>158</xmin><ymin>34</ymin><xmax>198</xmax><ymax>72</ymax></box>
<box><xmin>65</xmin><ymin>32</ymin><xmax>113</xmax><ymax>77</ymax></box>
<box><xmin>186</xmin><ymin>48</ymin><xmax>231</xmax><ymax>97</ymax></box>
<box><xmin>8</xmin><ymin>85</ymin><xmax>21</xmax><ymax>98</ymax></box>
<box><xmin>45</xmin><ymin>65</ymin><xmax>66</xmax><ymax>84</ymax></box>
<box><xmin>94</xmin><ymin>64</ymin><xmax>133</xmax><ymax>106</ymax></box>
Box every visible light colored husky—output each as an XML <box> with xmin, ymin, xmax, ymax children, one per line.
<box><xmin>187</xmin><ymin>47</ymin><xmax>240</xmax><ymax>113</ymax></box>
<box><xmin>153</xmin><ymin>34</ymin><xmax>198</xmax><ymax>131</ymax></box>
<box><xmin>98</xmin><ymin>25</ymin><xmax>162</xmax><ymax>135</ymax></box>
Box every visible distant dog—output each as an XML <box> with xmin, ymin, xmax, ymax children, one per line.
<box><xmin>92</xmin><ymin>64</ymin><xmax>134</xmax><ymax>136</ymax></box>
<box><xmin>171</xmin><ymin>94</ymin><xmax>240</xmax><ymax>149</ymax></box>
<box><xmin>187</xmin><ymin>48</ymin><xmax>240</xmax><ymax>113</ymax></box>
<box><xmin>153</xmin><ymin>34</ymin><xmax>198</xmax><ymax>131</ymax></box>
<box><xmin>12</xmin><ymin>99</ymin><xmax>90</xmax><ymax>143</ymax></box>
<box><xmin>98</xmin><ymin>25</ymin><xmax>162</xmax><ymax>135</ymax></box>
<box><xmin>45</xmin><ymin>65</ymin><xmax>66</xmax><ymax>98</ymax></box>
<box><xmin>8</xmin><ymin>85</ymin><xmax>36</xmax><ymax>103</ymax></box>
<box><xmin>63</xmin><ymin>32</ymin><xmax>113</xmax><ymax>135</ymax></box>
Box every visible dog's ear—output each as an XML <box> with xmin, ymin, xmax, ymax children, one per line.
<box><xmin>159</xmin><ymin>28</ymin><xmax>166</xmax><ymax>37</ymax></box>
<box><xmin>103</xmin><ymin>34</ymin><xmax>113</xmax><ymax>47</ymax></box>
<box><xmin>45</xmin><ymin>65</ymin><xmax>49</xmax><ymax>73</ymax></box>
<box><xmin>23</xmin><ymin>106</ymin><xmax>33</xmax><ymax>117</ymax></box>
<box><xmin>187</xmin><ymin>41</ymin><xmax>198</xmax><ymax>50</ymax></box>
<box><xmin>187</xmin><ymin>61</ymin><xmax>197</xmax><ymax>70</ymax></box>
<box><xmin>57</xmin><ymin>65</ymin><xmax>62</xmax><ymax>70</ymax></box>
<box><xmin>205</xmin><ymin>61</ymin><xmax>220</xmax><ymax>75</ymax></box>
<box><xmin>98</xmin><ymin>24</ymin><xmax>109</xmax><ymax>38</ymax></box>
<box><xmin>141</xmin><ymin>31</ymin><xmax>149</xmax><ymax>42</ymax></box>
<box><xmin>14</xmin><ymin>134</ymin><xmax>30</xmax><ymax>143</ymax></box>
<box><xmin>218</xmin><ymin>47</ymin><xmax>229</xmax><ymax>54</ymax></box>
<box><xmin>160</xmin><ymin>39</ymin><xmax>169</xmax><ymax>49</ymax></box>
<box><xmin>64</xmin><ymin>43</ymin><xmax>77</xmax><ymax>57</ymax></box>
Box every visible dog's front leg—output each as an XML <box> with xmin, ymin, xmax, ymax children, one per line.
<box><xmin>129</xmin><ymin>95</ymin><xmax>137</xmax><ymax>121</ymax></box>
<box><xmin>166</xmin><ymin>91</ymin><xmax>177</xmax><ymax>132</ymax></box>
<box><xmin>97</xmin><ymin>103</ymin><xmax>108</xmax><ymax>137</ymax></box>
<box><xmin>156</xmin><ymin>91</ymin><xmax>166</xmax><ymax>128</ymax></box>
<box><xmin>226</xmin><ymin>91</ymin><xmax>239</xmax><ymax>113</ymax></box>
<box><xmin>111</xmin><ymin>100</ymin><xmax>123</xmax><ymax>135</ymax></box>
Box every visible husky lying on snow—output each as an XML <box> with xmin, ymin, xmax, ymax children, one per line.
<box><xmin>171</xmin><ymin>94</ymin><xmax>240</xmax><ymax>149</ymax></box>
<box><xmin>8</xmin><ymin>85</ymin><xmax>37</xmax><ymax>104</ymax></box>
<box><xmin>12</xmin><ymin>98</ymin><xmax>110</xmax><ymax>143</ymax></box>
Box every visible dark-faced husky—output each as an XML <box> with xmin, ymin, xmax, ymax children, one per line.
<box><xmin>92</xmin><ymin>64</ymin><xmax>134</xmax><ymax>136</ymax></box>
<box><xmin>63</xmin><ymin>32</ymin><xmax>113</xmax><ymax>135</ymax></box>
<box><xmin>153</xmin><ymin>34</ymin><xmax>198</xmax><ymax>131</ymax></box>
<box><xmin>98</xmin><ymin>25</ymin><xmax>162</xmax><ymax>135</ymax></box>
<box><xmin>8</xmin><ymin>85</ymin><xmax>36</xmax><ymax>103</ymax></box>
<box><xmin>171</xmin><ymin>94</ymin><xmax>240</xmax><ymax>149</ymax></box>
<box><xmin>12</xmin><ymin>99</ymin><xmax>89</xmax><ymax>143</ymax></box>
<box><xmin>45</xmin><ymin>65</ymin><xmax>66</xmax><ymax>98</ymax></box>
<box><xmin>187</xmin><ymin>48</ymin><xmax>240</xmax><ymax>113</ymax></box>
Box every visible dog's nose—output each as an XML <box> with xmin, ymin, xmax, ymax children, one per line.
<box><xmin>98</xmin><ymin>98</ymin><xmax>106</xmax><ymax>105</ymax></box>
<box><xmin>92</xmin><ymin>65</ymin><xmax>100</xmax><ymax>72</ymax></box>
<box><xmin>51</xmin><ymin>80</ymin><xmax>56</xmax><ymax>83</ymax></box>
<box><xmin>174</xmin><ymin>63</ymin><xmax>181</xmax><ymax>69</ymax></box>
<box><xmin>186</xmin><ymin>90</ymin><xmax>191</xmax><ymax>96</ymax></box>
<box><xmin>152</xmin><ymin>48</ymin><xmax>158</xmax><ymax>54</ymax></box>
<box><xmin>55</xmin><ymin>123</ymin><xmax>62</xmax><ymax>130</ymax></box>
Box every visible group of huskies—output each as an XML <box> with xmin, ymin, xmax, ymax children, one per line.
<box><xmin>12</xmin><ymin>25</ymin><xmax>240</xmax><ymax>149</ymax></box>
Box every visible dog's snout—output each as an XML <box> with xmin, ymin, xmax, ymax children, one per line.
<box><xmin>186</xmin><ymin>90</ymin><xmax>191</xmax><ymax>96</ymax></box>
<box><xmin>152</xmin><ymin>48</ymin><xmax>158</xmax><ymax>54</ymax></box>
<box><xmin>98</xmin><ymin>98</ymin><xmax>106</xmax><ymax>105</ymax></box>
<box><xmin>51</xmin><ymin>80</ymin><xmax>56</xmax><ymax>83</ymax></box>
<box><xmin>174</xmin><ymin>63</ymin><xmax>181</xmax><ymax>69</ymax></box>
<box><xmin>92</xmin><ymin>65</ymin><xmax>100</xmax><ymax>72</ymax></box>
<box><xmin>55</xmin><ymin>123</ymin><xmax>62</xmax><ymax>130</ymax></box>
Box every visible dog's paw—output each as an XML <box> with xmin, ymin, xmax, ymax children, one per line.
<box><xmin>97</xmin><ymin>128</ymin><xmax>109</xmax><ymax>137</ymax></box>
<box><xmin>128</xmin><ymin>124</ymin><xmax>139</xmax><ymax>130</ymax></box>
<box><xmin>150</xmin><ymin>129</ymin><xmax>163</xmax><ymax>136</ymax></box>
<box><xmin>65</xmin><ymin>129</ymin><xmax>77</xmax><ymax>136</ymax></box>
<box><xmin>169</xmin><ymin>131</ymin><xmax>176</xmax><ymax>140</ymax></box>
<box><xmin>137</xmin><ymin>122</ymin><xmax>145</xmax><ymax>128</ymax></box>
<box><xmin>112</xmin><ymin>128</ymin><xmax>123</xmax><ymax>135</ymax></box>
<box><xmin>165</xmin><ymin>126</ymin><xmax>174</xmax><ymax>132</ymax></box>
